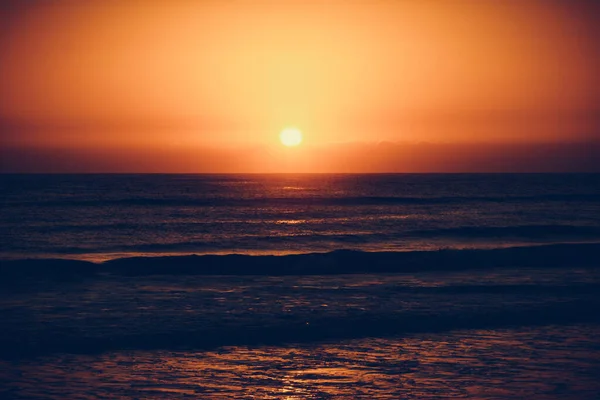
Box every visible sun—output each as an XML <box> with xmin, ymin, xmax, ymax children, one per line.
<box><xmin>279</xmin><ymin>127</ymin><xmax>303</xmax><ymax>147</ymax></box>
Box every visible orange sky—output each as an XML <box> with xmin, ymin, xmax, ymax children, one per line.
<box><xmin>1</xmin><ymin>0</ymin><xmax>599</xmax><ymax>172</ymax></box>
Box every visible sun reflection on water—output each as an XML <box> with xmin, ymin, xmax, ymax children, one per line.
<box><xmin>6</xmin><ymin>326</ymin><xmax>600</xmax><ymax>399</ymax></box>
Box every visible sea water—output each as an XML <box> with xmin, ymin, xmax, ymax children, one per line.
<box><xmin>1</xmin><ymin>174</ymin><xmax>600</xmax><ymax>398</ymax></box>
<box><xmin>2</xmin><ymin>173</ymin><xmax>600</xmax><ymax>260</ymax></box>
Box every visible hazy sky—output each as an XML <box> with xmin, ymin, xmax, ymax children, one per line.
<box><xmin>1</xmin><ymin>0</ymin><xmax>599</xmax><ymax>172</ymax></box>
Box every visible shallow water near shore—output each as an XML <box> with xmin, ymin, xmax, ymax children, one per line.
<box><xmin>1</xmin><ymin>265</ymin><xmax>600</xmax><ymax>398</ymax></box>
<box><xmin>3</xmin><ymin>325</ymin><xmax>600</xmax><ymax>399</ymax></box>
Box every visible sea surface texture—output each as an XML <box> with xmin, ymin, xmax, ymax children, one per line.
<box><xmin>1</xmin><ymin>174</ymin><xmax>600</xmax><ymax>399</ymax></box>
<box><xmin>2</xmin><ymin>173</ymin><xmax>600</xmax><ymax>260</ymax></box>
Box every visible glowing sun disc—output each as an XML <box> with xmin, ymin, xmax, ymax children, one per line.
<box><xmin>279</xmin><ymin>128</ymin><xmax>303</xmax><ymax>147</ymax></box>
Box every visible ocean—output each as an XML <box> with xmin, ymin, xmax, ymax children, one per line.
<box><xmin>1</xmin><ymin>173</ymin><xmax>600</xmax><ymax>398</ymax></box>
<box><xmin>2</xmin><ymin>173</ymin><xmax>600</xmax><ymax>260</ymax></box>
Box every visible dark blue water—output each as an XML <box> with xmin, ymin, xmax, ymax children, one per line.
<box><xmin>2</xmin><ymin>174</ymin><xmax>600</xmax><ymax>398</ymax></box>
<box><xmin>2</xmin><ymin>173</ymin><xmax>600</xmax><ymax>261</ymax></box>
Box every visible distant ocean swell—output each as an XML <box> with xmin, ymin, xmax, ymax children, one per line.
<box><xmin>14</xmin><ymin>223</ymin><xmax>600</xmax><ymax>238</ymax></box>
<box><xmin>3</xmin><ymin>225</ymin><xmax>600</xmax><ymax>257</ymax></box>
<box><xmin>6</xmin><ymin>193</ymin><xmax>600</xmax><ymax>207</ymax></box>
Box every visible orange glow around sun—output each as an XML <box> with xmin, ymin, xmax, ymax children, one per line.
<box><xmin>0</xmin><ymin>0</ymin><xmax>598</xmax><ymax>172</ymax></box>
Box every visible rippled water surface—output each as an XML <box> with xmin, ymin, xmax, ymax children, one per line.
<box><xmin>2</xmin><ymin>325</ymin><xmax>599</xmax><ymax>399</ymax></box>
<box><xmin>1</xmin><ymin>267</ymin><xmax>599</xmax><ymax>398</ymax></box>
<box><xmin>2</xmin><ymin>174</ymin><xmax>600</xmax><ymax>398</ymax></box>
<box><xmin>3</xmin><ymin>174</ymin><xmax>600</xmax><ymax>260</ymax></box>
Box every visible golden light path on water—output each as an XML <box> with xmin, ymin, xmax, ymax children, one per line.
<box><xmin>2</xmin><ymin>326</ymin><xmax>599</xmax><ymax>398</ymax></box>
<box><xmin>1</xmin><ymin>268</ymin><xmax>600</xmax><ymax>398</ymax></box>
